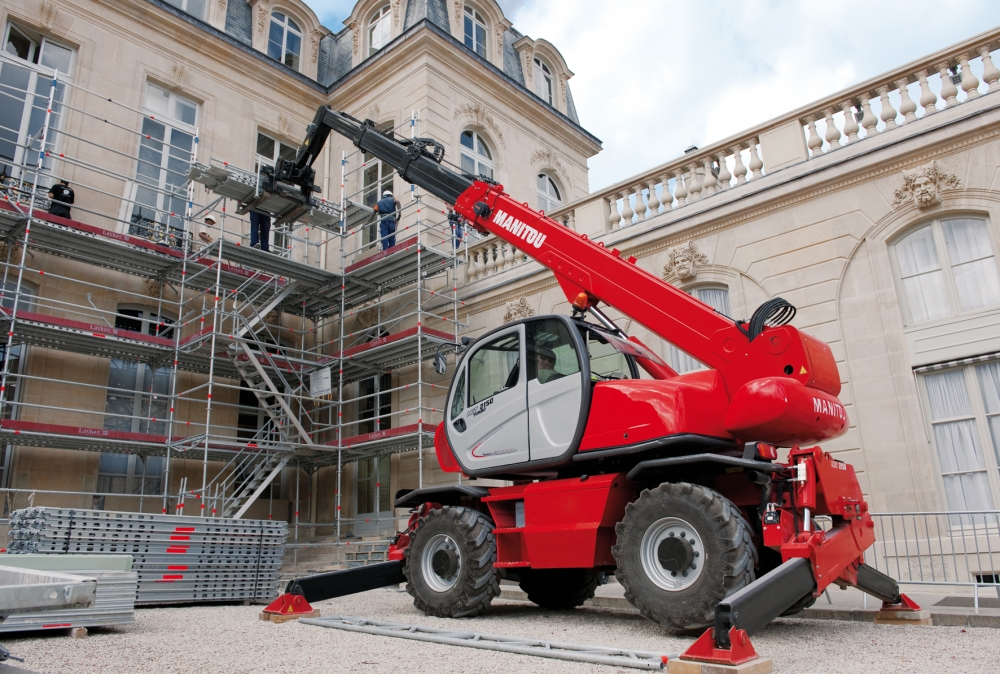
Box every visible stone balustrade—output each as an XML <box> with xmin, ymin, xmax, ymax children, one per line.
<box><xmin>465</xmin><ymin>236</ymin><xmax>529</xmax><ymax>282</ymax></box>
<box><xmin>549</xmin><ymin>27</ymin><xmax>1000</xmax><ymax>235</ymax></box>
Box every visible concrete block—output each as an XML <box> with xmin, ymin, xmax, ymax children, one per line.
<box><xmin>931</xmin><ymin>613</ymin><xmax>969</xmax><ymax>627</ymax></box>
<box><xmin>668</xmin><ymin>657</ymin><xmax>773</xmax><ymax>674</ymax></box>
<box><xmin>70</xmin><ymin>627</ymin><xmax>88</xmax><ymax>638</ymax></box>
<box><xmin>967</xmin><ymin>614</ymin><xmax>1000</xmax><ymax>629</ymax></box>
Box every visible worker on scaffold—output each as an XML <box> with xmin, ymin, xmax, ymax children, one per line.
<box><xmin>373</xmin><ymin>189</ymin><xmax>399</xmax><ymax>251</ymax></box>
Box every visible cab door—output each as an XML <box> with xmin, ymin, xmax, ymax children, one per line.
<box><xmin>526</xmin><ymin>317</ymin><xmax>586</xmax><ymax>462</ymax></box>
<box><xmin>445</xmin><ymin>325</ymin><xmax>529</xmax><ymax>471</ymax></box>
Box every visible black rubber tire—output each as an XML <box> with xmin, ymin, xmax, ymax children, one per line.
<box><xmin>756</xmin><ymin>546</ymin><xmax>817</xmax><ymax>616</ymax></box>
<box><xmin>518</xmin><ymin>568</ymin><xmax>600</xmax><ymax>609</ymax></box>
<box><xmin>403</xmin><ymin>506</ymin><xmax>501</xmax><ymax>618</ymax></box>
<box><xmin>613</xmin><ymin>483</ymin><xmax>756</xmax><ymax>631</ymax></box>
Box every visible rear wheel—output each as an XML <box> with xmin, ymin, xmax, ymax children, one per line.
<box><xmin>403</xmin><ymin>506</ymin><xmax>501</xmax><ymax>617</ymax></box>
<box><xmin>613</xmin><ymin>483</ymin><xmax>755</xmax><ymax>631</ymax></box>
<box><xmin>518</xmin><ymin>568</ymin><xmax>600</xmax><ymax>609</ymax></box>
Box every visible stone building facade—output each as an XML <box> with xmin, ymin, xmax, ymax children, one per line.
<box><xmin>3</xmin><ymin>0</ymin><xmax>1000</xmax><ymax>537</ymax></box>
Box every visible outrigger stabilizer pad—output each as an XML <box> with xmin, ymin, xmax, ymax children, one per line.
<box><xmin>678</xmin><ymin>627</ymin><xmax>760</xmax><ymax>667</ymax></box>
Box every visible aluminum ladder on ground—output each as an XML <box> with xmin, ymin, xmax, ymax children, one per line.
<box><xmin>300</xmin><ymin>615</ymin><xmax>678</xmax><ymax>670</ymax></box>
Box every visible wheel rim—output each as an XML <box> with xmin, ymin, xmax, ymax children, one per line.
<box><xmin>639</xmin><ymin>517</ymin><xmax>704</xmax><ymax>592</ymax></box>
<box><xmin>422</xmin><ymin>533</ymin><xmax>462</xmax><ymax>593</ymax></box>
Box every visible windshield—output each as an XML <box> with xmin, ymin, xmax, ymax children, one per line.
<box><xmin>578</xmin><ymin>327</ymin><xmax>634</xmax><ymax>380</ymax></box>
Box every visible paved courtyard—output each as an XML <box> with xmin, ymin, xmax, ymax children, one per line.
<box><xmin>1</xmin><ymin>588</ymin><xmax>998</xmax><ymax>673</ymax></box>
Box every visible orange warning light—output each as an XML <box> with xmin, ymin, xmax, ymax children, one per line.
<box><xmin>572</xmin><ymin>293</ymin><xmax>590</xmax><ymax>310</ymax></box>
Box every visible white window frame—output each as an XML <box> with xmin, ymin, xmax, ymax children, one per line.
<box><xmin>463</xmin><ymin>6</ymin><xmax>487</xmax><ymax>59</ymax></box>
<box><xmin>267</xmin><ymin>11</ymin><xmax>302</xmax><ymax>71</ymax></box>
<box><xmin>0</xmin><ymin>23</ymin><xmax>74</xmax><ymax>183</ymax></box>
<box><xmin>459</xmin><ymin>130</ymin><xmax>494</xmax><ymax>180</ymax></box>
<box><xmin>918</xmin><ymin>362</ymin><xmax>1000</xmax><ymax>522</ymax></box>
<box><xmin>533</xmin><ymin>57</ymin><xmax>553</xmax><ymax>105</ymax></box>
<box><xmin>891</xmin><ymin>216</ymin><xmax>1000</xmax><ymax>326</ymax></box>
<box><xmin>536</xmin><ymin>172</ymin><xmax>562</xmax><ymax>214</ymax></box>
<box><xmin>162</xmin><ymin>0</ymin><xmax>207</xmax><ymax>20</ymax></box>
<box><xmin>368</xmin><ymin>4</ymin><xmax>392</xmax><ymax>55</ymax></box>
<box><xmin>670</xmin><ymin>285</ymin><xmax>731</xmax><ymax>373</ymax></box>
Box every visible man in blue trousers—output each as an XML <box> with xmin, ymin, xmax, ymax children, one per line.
<box><xmin>249</xmin><ymin>210</ymin><xmax>271</xmax><ymax>251</ymax></box>
<box><xmin>374</xmin><ymin>189</ymin><xmax>399</xmax><ymax>251</ymax></box>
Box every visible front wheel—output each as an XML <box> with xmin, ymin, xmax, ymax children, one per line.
<box><xmin>613</xmin><ymin>483</ymin><xmax>756</xmax><ymax>631</ymax></box>
<box><xmin>403</xmin><ymin>506</ymin><xmax>501</xmax><ymax>618</ymax></box>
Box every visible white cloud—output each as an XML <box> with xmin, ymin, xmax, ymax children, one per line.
<box><xmin>508</xmin><ymin>0</ymin><xmax>1000</xmax><ymax>189</ymax></box>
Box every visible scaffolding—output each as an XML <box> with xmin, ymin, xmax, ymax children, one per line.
<box><xmin>0</xmin><ymin>49</ymin><xmax>464</xmax><ymax>552</ymax></box>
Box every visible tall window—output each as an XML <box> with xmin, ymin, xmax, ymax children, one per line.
<box><xmin>96</xmin><ymin>453</ymin><xmax>164</xmax><ymax>496</ymax></box>
<box><xmin>356</xmin><ymin>455</ymin><xmax>390</xmax><ymax>515</ymax></box>
<box><xmin>0</xmin><ymin>282</ymin><xmax>35</xmax><ymax>491</ymax></box>
<box><xmin>267</xmin><ymin>12</ymin><xmax>302</xmax><ymax>71</ymax></box>
<box><xmin>368</xmin><ymin>5</ymin><xmax>392</xmax><ymax>55</ymax></box>
<box><xmin>463</xmin><ymin>7</ymin><xmax>487</xmax><ymax>58</ymax></box>
<box><xmin>672</xmin><ymin>286</ymin><xmax>731</xmax><ymax>373</ymax></box>
<box><xmin>361</xmin><ymin>121</ymin><xmax>395</xmax><ymax>247</ymax></box>
<box><xmin>921</xmin><ymin>364</ymin><xmax>1000</xmax><ymax>520</ymax></box>
<box><xmin>893</xmin><ymin>218</ymin><xmax>1000</xmax><ymax>325</ymax></box>
<box><xmin>460</xmin><ymin>130</ymin><xmax>494</xmax><ymax>180</ymax></box>
<box><xmin>358</xmin><ymin>373</ymin><xmax>391</xmax><ymax>435</ymax></box>
<box><xmin>1</xmin><ymin>23</ymin><xmax>73</xmax><ymax>181</ymax></box>
<box><xmin>103</xmin><ymin>307</ymin><xmax>174</xmax><ymax>435</ymax></box>
<box><xmin>255</xmin><ymin>131</ymin><xmax>297</xmax><ymax>171</ymax></box>
<box><xmin>537</xmin><ymin>173</ymin><xmax>561</xmax><ymax>213</ymax></box>
<box><xmin>163</xmin><ymin>0</ymin><xmax>207</xmax><ymax>20</ymax></box>
<box><xmin>129</xmin><ymin>83</ymin><xmax>197</xmax><ymax>244</ymax></box>
<box><xmin>533</xmin><ymin>58</ymin><xmax>553</xmax><ymax>104</ymax></box>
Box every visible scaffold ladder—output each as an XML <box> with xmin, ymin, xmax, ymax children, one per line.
<box><xmin>227</xmin><ymin>452</ymin><xmax>291</xmax><ymax>519</ymax></box>
<box><xmin>300</xmin><ymin>615</ymin><xmax>678</xmax><ymax>670</ymax></box>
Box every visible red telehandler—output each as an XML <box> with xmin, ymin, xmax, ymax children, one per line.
<box><xmin>263</xmin><ymin>107</ymin><xmax>913</xmax><ymax>657</ymax></box>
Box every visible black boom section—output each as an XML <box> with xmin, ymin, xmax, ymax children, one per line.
<box><xmin>321</xmin><ymin>109</ymin><xmax>474</xmax><ymax>204</ymax></box>
<box><xmin>855</xmin><ymin>563</ymin><xmax>901</xmax><ymax>604</ymax></box>
<box><xmin>286</xmin><ymin>561</ymin><xmax>406</xmax><ymax>603</ymax></box>
<box><xmin>713</xmin><ymin>557</ymin><xmax>816</xmax><ymax>649</ymax></box>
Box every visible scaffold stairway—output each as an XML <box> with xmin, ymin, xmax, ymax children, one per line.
<box><xmin>225</xmin><ymin>452</ymin><xmax>291</xmax><ymax>519</ymax></box>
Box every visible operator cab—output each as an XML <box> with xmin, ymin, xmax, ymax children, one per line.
<box><xmin>444</xmin><ymin>314</ymin><xmax>646</xmax><ymax>476</ymax></box>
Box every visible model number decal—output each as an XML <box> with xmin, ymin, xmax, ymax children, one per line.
<box><xmin>467</xmin><ymin>397</ymin><xmax>494</xmax><ymax>418</ymax></box>
<box><xmin>491</xmin><ymin>209</ymin><xmax>547</xmax><ymax>249</ymax></box>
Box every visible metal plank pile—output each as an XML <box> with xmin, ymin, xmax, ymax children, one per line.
<box><xmin>7</xmin><ymin>508</ymin><xmax>287</xmax><ymax>605</ymax></box>
<box><xmin>0</xmin><ymin>556</ymin><xmax>135</xmax><ymax>633</ymax></box>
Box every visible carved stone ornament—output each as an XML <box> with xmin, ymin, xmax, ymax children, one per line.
<box><xmin>503</xmin><ymin>298</ymin><xmax>535</xmax><ymax>324</ymax></box>
<box><xmin>262</xmin><ymin>309</ymin><xmax>280</xmax><ymax>327</ymax></box>
<box><xmin>171</xmin><ymin>63</ymin><xmax>188</xmax><ymax>88</ymax></box>
<box><xmin>368</xmin><ymin>102</ymin><xmax>380</xmax><ymax>121</ymax></box>
<box><xmin>356</xmin><ymin>306</ymin><xmax>379</xmax><ymax>329</ymax></box>
<box><xmin>523</xmin><ymin>47</ymin><xmax>534</xmax><ymax>85</ymax></box>
<box><xmin>454</xmin><ymin>1</ymin><xmax>464</xmax><ymax>26</ymax></box>
<box><xmin>453</xmin><ymin>102</ymin><xmax>505</xmax><ymax>148</ymax></box>
<box><xmin>40</xmin><ymin>0</ymin><xmax>59</xmax><ymax>29</ymax></box>
<box><xmin>277</xmin><ymin>112</ymin><xmax>290</xmax><ymax>137</ymax></box>
<box><xmin>311</xmin><ymin>30</ymin><xmax>323</xmax><ymax>64</ymax></box>
<box><xmin>218</xmin><ymin>0</ymin><xmax>228</xmax><ymax>16</ymax></box>
<box><xmin>662</xmin><ymin>241</ymin><xmax>709</xmax><ymax>281</ymax></box>
<box><xmin>495</xmin><ymin>29</ymin><xmax>504</xmax><ymax>59</ymax></box>
<box><xmin>892</xmin><ymin>161</ymin><xmax>961</xmax><ymax>209</ymax></box>
<box><xmin>143</xmin><ymin>278</ymin><xmax>163</xmax><ymax>299</ymax></box>
<box><xmin>392</xmin><ymin>0</ymin><xmax>401</xmax><ymax>27</ymax></box>
<box><xmin>255</xmin><ymin>1</ymin><xmax>270</xmax><ymax>39</ymax></box>
<box><xmin>530</xmin><ymin>148</ymin><xmax>567</xmax><ymax>176</ymax></box>
<box><xmin>349</xmin><ymin>21</ymin><xmax>360</xmax><ymax>57</ymax></box>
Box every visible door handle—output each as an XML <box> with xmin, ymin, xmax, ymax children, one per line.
<box><xmin>453</xmin><ymin>418</ymin><xmax>467</xmax><ymax>432</ymax></box>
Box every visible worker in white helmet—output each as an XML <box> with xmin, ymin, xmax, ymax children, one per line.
<box><xmin>373</xmin><ymin>189</ymin><xmax>400</xmax><ymax>251</ymax></box>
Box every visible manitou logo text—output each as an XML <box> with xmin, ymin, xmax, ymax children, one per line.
<box><xmin>491</xmin><ymin>209</ymin><xmax>548</xmax><ymax>249</ymax></box>
<box><xmin>813</xmin><ymin>397</ymin><xmax>847</xmax><ymax>421</ymax></box>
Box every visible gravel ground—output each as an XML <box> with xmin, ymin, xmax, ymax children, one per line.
<box><xmin>2</xmin><ymin>589</ymin><xmax>997</xmax><ymax>674</ymax></box>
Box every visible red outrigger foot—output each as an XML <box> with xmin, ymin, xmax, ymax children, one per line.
<box><xmin>260</xmin><ymin>593</ymin><xmax>318</xmax><ymax>622</ymax></box>
<box><xmin>679</xmin><ymin>627</ymin><xmax>759</xmax><ymax>666</ymax></box>
<box><xmin>881</xmin><ymin>593</ymin><xmax>922</xmax><ymax>611</ymax></box>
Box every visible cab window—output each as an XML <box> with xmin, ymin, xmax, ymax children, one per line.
<box><xmin>581</xmin><ymin>328</ymin><xmax>633</xmax><ymax>380</ymax></box>
<box><xmin>450</xmin><ymin>367</ymin><xmax>467</xmax><ymax>418</ymax></box>
<box><xmin>469</xmin><ymin>332</ymin><xmax>520</xmax><ymax>404</ymax></box>
<box><xmin>527</xmin><ymin>319</ymin><xmax>581</xmax><ymax>384</ymax></box>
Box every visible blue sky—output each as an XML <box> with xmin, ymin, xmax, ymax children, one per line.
<box><xmin>303</xmin><ymin>1</ymin><xmax>1000</xmax><ymax>190</ymax></box>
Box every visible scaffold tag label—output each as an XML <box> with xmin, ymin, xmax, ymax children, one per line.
<box><xmin>310</xmin><ymin>366</ymin><xmax>332</xmax><ymax>397</ymax></box>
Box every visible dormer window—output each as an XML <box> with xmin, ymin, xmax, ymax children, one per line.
<box><xmin>464</xmin><ymin>7</ymin><xmax>487</xmax><ymax>58</ymax></box>
<box><xmin>534</xmin><ymin>58</ymin><xmax>553</xmax><ymax>105</ymax></box>
<box><xmin>267</xmin><ymin>12</ymin><xmax>302</xmax><ymax>71</ymax></box>
<box><xmin>369</xmin><ymin>4</ymin><xmax>391</xmax><ymax>55</ymax></box>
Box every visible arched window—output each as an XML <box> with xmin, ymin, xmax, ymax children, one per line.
<box><xmin>892</xmin><ymin>217</ymin><xmax>1000</xmax><ymax>325</ymax></box>
<box><xmin>460</xmin><ymin>130</ymin><xmax>494</xmax><ymax>180</ymax></box>
<box><xmin>267</xmin><ymin>12</ymin><xmax>302</xmax><ymax>71</ymax></box>
<box><xmin>463</xmin><ymin>6</ymin><xmax>487</xmax><ymax>58</ymax></box>
<box><xmin>369</xmin><ymin>4</ymin><xmax>392</xmax><ymax>55</ymax></box>
<box><xmin>671</xmin><ymin>286</ymin><xmax>730</xmax><ymax>373</ymax></box>
<box><xmin>533</xmin><ymin>58</ymin><xmax>553</xmax><ymax>105</ymax></box>
<box><xmin>537</xmin><ymin>173</ymin><xmax>561</xmax><ymax>213</ymax></box>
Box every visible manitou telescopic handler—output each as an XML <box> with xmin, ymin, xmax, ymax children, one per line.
<box><xmin>263</xmin><ymin>106</ymin><xmax>914</xmax><ymax>655</ymax></box>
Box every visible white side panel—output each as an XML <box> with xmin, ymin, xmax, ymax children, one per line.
<box><xmin>460</xmin><ymin>390</ymin><xmax>530</xmax><ymax>470</ymax></box>
<box><xmin>528</xmin><ymin>372</ymin><xmax>583</xmax><ymax>461</ymax></box>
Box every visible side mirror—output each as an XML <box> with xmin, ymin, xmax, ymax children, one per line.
<box><xmin>433</xmin><ymin>347</ymin><xmax>447</xmax><ymax>375</ymax></box>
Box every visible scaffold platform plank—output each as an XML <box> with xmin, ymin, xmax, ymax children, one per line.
<box><xmin>333</xmin><ymin>326</ymin><xmax>457</xmax><ymax>382</ymax></box>
<box><xmin>344</xmin><ymin>237</ymin><xmax>456</xmax><ymax>305</ymax></box>
<box><xmin>328</xmin><ymin>423</ymin><xmax>436</xmax><ymax>461</ymax></box>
